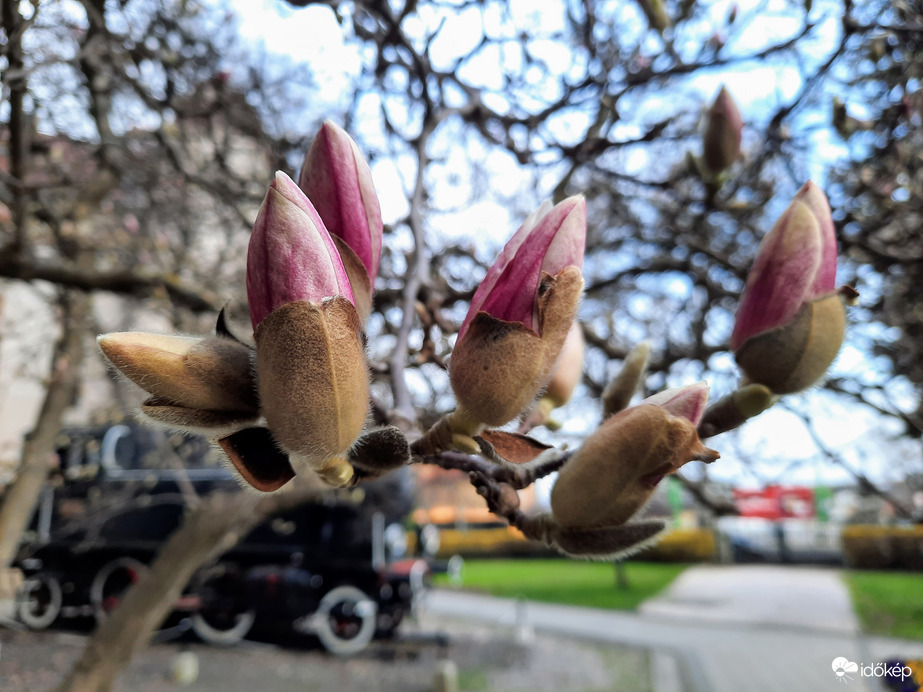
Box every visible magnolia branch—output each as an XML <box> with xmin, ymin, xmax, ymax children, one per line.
<box><xmin>0</xmin><ymin>252</ymin><xmax>219</xmax><ymax>313</ymax></box>
<box><xmin>388</xmin><ymin>116</ymin><xmax>436</xmax><ymax>426</ymax></box>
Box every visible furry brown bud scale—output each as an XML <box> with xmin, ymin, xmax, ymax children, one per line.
<box><xmin>97</xmin><ymin>333</ymin><xmax>259</xmax><ymax>434</ymax></box>
<box><xmin>551</xmin><ymin>404</ymin><xmax>718</xmax><ymax>529</ymax></box>
<box><xmin>450</xmin><ymin>266</ymin><xmax>583</xmax><ymax>427</ymax></box>
<box><xmin>254</xmin><ymin>297</ymin><xmax>369</xmax><ymax>475</ymax></box>
<box><xmin>735</xmin><ymin>291</ymin><xmax>847</xmax><ymax>394</ymax></box>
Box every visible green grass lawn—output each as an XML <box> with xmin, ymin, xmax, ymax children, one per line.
<box><xmin>433</xmin><ymin>559</ymin><xmax>688</xmax><ymax>610</ymax></box>
<box><xmin>845</xmin><ymin>570</ymin><xmax>923</xmax><ymax>640</ymax></box>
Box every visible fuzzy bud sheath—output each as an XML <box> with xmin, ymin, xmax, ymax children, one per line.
<box><xmin>551</xmin><ymin>385</ymin><xmax>717</xmax><ymax>531</ymax></box>
<box><xmin>97</xmin><ymin>333</ymin><xmax>259</xmax><ymax>435</ymax></box>
<box><xmin>253</xmin><ymin>298</ymin><xmax>368</xmax><ymax>483</ymax></box>
<box><xmin>731</xmin><ymin>181</ymin><xmax>851</xmax><ymax>394</ymax></box>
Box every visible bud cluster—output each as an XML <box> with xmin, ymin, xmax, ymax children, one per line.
<box><xmin>96</xmin><ymin>121</ymin><xmax>854</xmax><ymax>567</ymax></box>
<box><xmin>100</xmin><ymin>121</ymin><xmax>383</xmax><ymax>490</ymax></box>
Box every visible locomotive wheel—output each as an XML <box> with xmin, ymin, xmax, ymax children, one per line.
<box><xmin>90</xmin><ymin>557</ymin><xmax>146</xmax><ymax>623</ymax></box>
<box><xmin>190</xmin><ymin>564</ymin><xmax>255</xmax><ymax>646</ymax></box>
<box><xmin>17</xmin><ymin>574</ymin><xmax>63</xmax><ymax>630</ymax></box>
<box><xmin>315</xmin><ymin>585</ymin><xmax>377</xmax><ymax>656</ymax></box>
<box><xmin>191</xmin><ymin>608</ymin><xmax>255</xmax><ymax>646</ymax></box>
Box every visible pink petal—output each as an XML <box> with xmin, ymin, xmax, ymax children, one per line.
<box><xmin>299</xmin><ymin>121</ymin><xmax>383</xmax><ymax>287</ymax></box>
<box><xmin>640</xmin><ymin>382</ymin><xmax>709</xmax><ymax>426</ymax></box>
<box><xmin>793</xmin><ymin>181</ymin><xmax>837</xmax><ymax>297</ymax></box>
<box><xmin>246</xmin><ymin>172</ymin><xmax>354</xmax><ymax>329</ymax></box>
<box><xmin>731</xmin><ymin>200</ymin><xmax>822</xmax><ymax>351</ymax></box>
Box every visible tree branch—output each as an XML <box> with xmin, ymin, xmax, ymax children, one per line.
<box><xmin>0</xmin><ymin>252</ymin><xmax>219</xmax><ymax>313</ymax></box>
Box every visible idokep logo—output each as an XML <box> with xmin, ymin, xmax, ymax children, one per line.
<box><xmin>832</xmin><ymin>657</ymin><xmax>859</xmax><ymax>683</ymax></box>
<box><xmin>832</xmin><ymin>657</ymin><xmax>918</xmax><ymax>687</ymax></box>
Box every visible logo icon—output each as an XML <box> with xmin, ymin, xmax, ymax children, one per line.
<box><xmin>832</xmin><ymin>657</ymin><xmax>859</xmax><ymax>684</ymax></box>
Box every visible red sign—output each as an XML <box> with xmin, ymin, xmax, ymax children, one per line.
<box><xmin>734</xmin><ymin>485</ymin><xmax>815</xmax><ymax>519</ymax></box>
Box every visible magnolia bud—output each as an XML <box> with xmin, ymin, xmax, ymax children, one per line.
<box><xmin>246</xmin><ymin>172</ymin><xmax>353</xmax><ymax>330</ymax></box>
<box><xmin>601</xmin><ymin>341</ymin><xmax>651</xmax><ymax>418</ymax></box>
<box><xmin>732</xmin><ymin>182</ymin><xmax>851</xmax><ymax>394</ymax></box>
<box><xmin>98</xmin><ymin>332</ymin><xmax>258</xmax><ymax>433</ymax></box>
<box><xmin>551</xmin><ymin>396</ymin><xmax>718</xmax><ymax>530</ymax></box>
<box><xmin>703</xmin><ymin>86</ymin><xmax>743</xmax><ymax>174</ymax></box>
<box><xmin>735</xmin><ymin>291</ymin><xmax>848</xmax><ymax>394</ymax></box>
<box><xmin>299</xmin><ymin>122</ymin><xmax>383</xmax><ymax>323</ymax></box>
<box><xmin>450</xmin><ymin>198</ymin><xmax>586</xmax><ymax>428</ymax></box>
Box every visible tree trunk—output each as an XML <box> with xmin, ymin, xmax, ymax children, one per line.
<box><xmin>0</xmin><ymin>290</ymin><xmax>89</xmax><ymax>568</ymax></box>
<box><xmin>614</xmin><ymin>561</ymin><xmax>629</xmax><ymax>591</ymax></box>
<box><xmin>53</xmin><ymin>483</ymin><xmax>320</xmax><ymax>692</ymax></box>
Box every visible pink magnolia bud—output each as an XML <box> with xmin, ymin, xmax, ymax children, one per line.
<box><xmin>703</xmin><ymin>86</ymin><xmax>743</xmax><ymax>174</ymax></box>
<box><xmin>459</xmin><ymin>197</ymin><xmax>586</xmax><ymax>341</ymax></box>
<box><xmin>551</xmin><ymin>392</ymin><xmax>719</xmax><ymax>530</ymax></box>
<box><xmin>450</xmin><ymin>198</ymin><xmax>586</xmax><ymax>428</ymax></box>
<box><xmin>731</xmin><ymin>182</ymin><xmax>848</xmax><ymax>394</ymax></box>
<box><xmin>298</xmin><ymin>122</ymin><xmax>382</xmax><ymax>321</ymax></box>
<box><xmin>731</xmin><ymin>182</ymin><xmax>837</xmax><ymax>351</ymax></box>
<box><xmin>246</xmin><ymin>171</ymin><xmax>354</xmax><ymax>330</ymax></box>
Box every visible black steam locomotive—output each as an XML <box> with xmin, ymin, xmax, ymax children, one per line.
<box><xmin>13</xmin><ymin>424</ymin><xmax>430</xmax><ymax>654</ymax></box>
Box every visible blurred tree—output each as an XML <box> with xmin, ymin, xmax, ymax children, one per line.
<box><xmin>825</xmin><ymin>0</ymin><xmax>923</xmax><ymax>431</ymax></box>
<box><xmin>0</xmin><ymin>0</ymin><xmax>307</xmax><ymax>568</ymax></box>
<box><xmin>285</xmin><ymin>0</ymin><xmax>921</xmax><ymax>503</ymax></box>
<box><xmin>0</xmin><ymin>3</ymin><xmax>332</xmax><ymax>689</ymax></box>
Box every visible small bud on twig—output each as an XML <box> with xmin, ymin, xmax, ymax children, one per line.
<box><xmin>703</xmin><ymin>86</ymin><xmax>743</xmax><ymax>175</ymax></box>
<box><xmin>601</xmin><ymin>341</ymin><xmax>652</xmax><ymax>418</ymax></box>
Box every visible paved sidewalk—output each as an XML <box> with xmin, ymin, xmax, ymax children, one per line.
<box><xmin>427</xmin><ymin>565</ymin><xmax>923</xmax><ymax>692</ymax></box>
<box><xmin>639</xmin><ymin>564</ymin><xmax>859</xmax><ymax>632</ymax></box>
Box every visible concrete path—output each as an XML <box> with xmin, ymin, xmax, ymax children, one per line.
<box><xmin>639</xmin><ymin>564</ymin><xmax>860</xmax><ymax>633</ymax></box>
<box><xmin>427</xmin><ymin>565</ymin><xmax>923</xmax><ymax>692</ymax></box>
